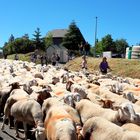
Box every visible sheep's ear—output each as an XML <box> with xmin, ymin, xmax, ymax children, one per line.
<box><xmin>19</xmin><ymin>83</ymin><xmax>24</xmax><ymax>86</ymax></box>
<box><xmin>97</xmin><ymin>98</ymin><xmax>104</xmax><ymax>102</ymax></box>
<box><xmin>109</xmin><ymin>100</ymin><xmax>115</xmax><ymax>104</ymax></box>
<box><xmin>30</xmin><ymin>128</ymin><xmax>36</xmax><ymax>134</ymax></box>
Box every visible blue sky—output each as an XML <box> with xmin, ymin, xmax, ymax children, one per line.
<box><xmin>0</xmin><ymin>0</ymin><xmax>139</xmax><ymax>48</ymax></box>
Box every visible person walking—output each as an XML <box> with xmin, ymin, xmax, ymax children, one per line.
<box><xmin>14</xmin><ymin>53</ymin><xmax>19</xmax><ymax>60</ymax></box>
<box><xmin>40</xmin><ymin>55</ymin><xmax>44</xmax><ymax>66</ymax></box>
<box><xmin>79</xmin><ymin>42</ymin><xmax>84</xmax><ymax>55</ymax></box>
<box><xmin>99</xmin><ymin>57</ymin><xmax>111</xmax><ymax>74</ymax></box>
<box><xmin>56</xmin><ymin>54</ymin><xmax>60</xmax><ymax>66</ymax></box>
<box><xmin>81</xmin><ymin>55</ymin><xmax>87</xmax><ymax>74</ymax></box>
<box><xmin>51</xmin><ymin>53</ymin><xmax>57</xmax><ymax>66</ymax></box>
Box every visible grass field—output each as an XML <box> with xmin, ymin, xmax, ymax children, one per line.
<box><xmin>65</xmin><ymin>56</ymin><xmax>140</xmax><ymax>79</ymax></box>
<box><xmin>7</xmin><ymin>53</ymin><xmax>140</xmax><ymax>79</ymax></box>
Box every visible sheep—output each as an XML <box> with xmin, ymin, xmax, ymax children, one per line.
<box><xmin>34</xmin><ymin>73</ymin><xmax>44</xmax><ymax>80</ymax></box>
<box><xmin>123</xmin><ymin>91</ymin><xmax>137</xmax><ymax>103</ymax></box>
<box><xmin>64</xmin><ymin>91</ymin><xmax>85</xmax><ymax>109</ymax></box>
<box><xmin>30</xmin><ymin>87</ymin><xmax>52</xmax><ymax>105</ymax></box>
<box><xmin>10</xmin><ymin>98</ymin><xmax>45</xmax><ymax>140</ymax></box>
<box><xmin>50</xmin><ymin>82</ymin><xmax>67</xmax><ymax>97</ymax></box>
<box><xmin>110</xmin><ymin>82</ymin><xmax>123</xmax><ymax>95</ymax></box>
<box><xmin>0</xmin><ymin>86</ymin><xmax>12</xmax><ymax>115</ymax></box>
<box><xmin>72</xmin><ymin>92</ymin><xmax>82</xmax><ymax>102</ymax></box>
<box><xmin>135</xmin><ymin>100</ymin><xmax>140</xmax><ymax>106</ymax></box>
<box><xmin>122</xmin><ymin>123</ymin><xmax>140</xmax><ymax>133</ymax></box>
<box><xmin>0</xmin><ymin>82</ymin><xmax>21</xmax><ymax>116</ymax></box>
<box><xmin>66</xmin><ymin>80</ymin><xmax>87</xmax><ymax>99</ymax></box>
<box><xmin>22</xmin><ymin>79</ymin><xmax>38</xmax><ymax>94</ymax></box>
<box><xmin>1</xmin><ymin>89</ymin><xmax>30</xmax><ymax>130</ymax></box>
<box><xmin>44</xmin><ymin>106</ymin><xmax>77</xmax><ymax>140</ymax></box>
<box><xmin>85</xmin><ymin>83</ymin><xmax>100</xmax><ymax>95</ymax></box>
<box><xmin>97</xmin><ymin>98</ymin><xmax>115</xmax><ymax>108</ymax></box>
<box><xmin>22</xmin><ymin>62</ymin><xmax>31</xmax><ymax>71</ymax></box>
<box><xmin>51</xmin><ymin>77</ymin><xmax>60</xmax><ymax>85</ymax></box>
<box><xmin>42</xmin><ymin>97</ymin><xmax>82</xmax><ymax>126</ymax></box>
<box><xmin>82</xmin><ymin>116</ymin><xmax>140</xmax><ymax>140</ymax></box>
<box><xmin>63</xmin><ymin>92</ymin><xmax>75</xmax><ymax>108</ymax></box>
<box><xmin>76</xmin><ymin>99</ymin><xmax>139</xmax><ymax>125</ymax></box>
<box><xmin>61</xmin><ymin>72</ymin><xmax>69</xmax><ymax>83</ymax></box>
<box><xmin>98</xmin><ymin>86</ymin><xmax>129</xmax><ymax>106</ymax></box>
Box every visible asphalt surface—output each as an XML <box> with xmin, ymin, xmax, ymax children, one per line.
<box><xmin>0</xmin><ymin>117</ymin><xmax>35</xmax><ymax>140</ymax></box>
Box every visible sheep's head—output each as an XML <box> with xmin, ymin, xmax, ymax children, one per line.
<box><xmin>113</xmin><ymin>102</ymin><xmax>138</xmax><ymax>123</ymax></box>
<box><xmin>9</xmin><ymin>82</ymin><xmax>20</xmax><ymax>90</ymax></box>
<box><xmin>31</xmin><ymin>126</ymin><xmax>45</xmax><ymax>140</ymax></box>
<box><xmin>98</xmin><ymin>98</ymin><xmax>115</xmax><ymax>109</ymax></box>
<box><xmin>66</xmin><ymin>80</ymin><xmax>74</xmax><ymax>91</ymax></box>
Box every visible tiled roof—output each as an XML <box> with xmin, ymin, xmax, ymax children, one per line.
<box><xmin>49</xmin><ymin>29</ymin><xmax>68</xmax><ymax>37</ymax></box>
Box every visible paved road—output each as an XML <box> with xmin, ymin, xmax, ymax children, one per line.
<box><xmin>0</xmin><ymin>117</ymin><xmax>35</xmax><ymax>140</ymax></box>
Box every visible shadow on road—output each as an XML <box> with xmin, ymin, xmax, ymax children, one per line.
<box><xmin>2</xmin><ymin>131</ymin><xmax>19</xmax><ymax>140</ymax></box>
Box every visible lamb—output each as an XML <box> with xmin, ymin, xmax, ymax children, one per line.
<box><xmin>10</xmin><ymin>98</ymin><xmax>45</xmax><ymax>140</ymax></box>
<box><xmin>76</xmin><ymin>99</ymin><xmax>139</xmax><ymax>125</ymax></box>
<box><xmin>82</xmin><ymin>116</ymin><xmax>140</xmax><ymax>140</ymax></box>
<box><xmin>44</xmin><ymin>106</ymin><xmax>77</xmax><ymax>140</ymax></box>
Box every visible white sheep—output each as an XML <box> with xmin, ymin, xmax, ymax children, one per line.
<box><xmin>82</xmin><ymin>116</ymin><xmax>140</xmax><ymax>140</ymax></box>
<box><xmin>10</xmin><ymin>98</ymin><xmax>45</xmax><ymax>140</ymax></box>
<box><xmin>76</xmin><ymin>99</ymin><xmax>139</xmax><ymax>125</ymax></box>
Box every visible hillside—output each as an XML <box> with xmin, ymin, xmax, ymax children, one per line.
<box><xmin>64</xmin><ymin>57</ymin><xmax>140</xmax><ymax>79</ymax></box>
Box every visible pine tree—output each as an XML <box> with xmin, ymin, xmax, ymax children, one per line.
<box><xmin>62</xmin><ymin>21</ymin><xmax>85</xmax><ymax>50</ymax></box>
<box><xmin>33</xmin><ymin>28</ymin><xmax>44</xmax><ymax>50</ymax></box>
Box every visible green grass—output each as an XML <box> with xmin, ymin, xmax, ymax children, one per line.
<box><xmin>7</xmin><ymin>53</ymin><xmax>140</xmax><ymax>79</ymax></box>
<box><xmin>7</xmin><ymin>52</ymin><xmax>32</xmax><ymax>62</ymax></box>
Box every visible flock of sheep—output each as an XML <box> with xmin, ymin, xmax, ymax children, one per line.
<box><xmin>0</xmin><ymin>59</ymin><xmax>140</xmax><ymax>140</ymax></box>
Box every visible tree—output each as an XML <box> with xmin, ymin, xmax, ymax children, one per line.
<box><xmin>33</xmin><ymin>28</ymin><xmax>44</xmax><ymax>50</ymax></box>
<box><xmin>101</xmin><ymin>34</ymin><xmax>116</xmax><ymax>53</ymax></box>
<box><xmin>115</xmin><ymin>39</ymin><xmax>129</xmax><ymax>55</ymax></box>
<box><xmin>84</xmin><ymin>42</ymin><xmax>91</xmax><ymax>55</ymax></box>
<box><xmin>95</xmin><ymin>35</ymin><xmax>129</xmax><ymax>57</ymax></box>
<box><xmin>3</xmin><ymin>37</ymin><xmax>34</xmax><ymax>55</ymax></box>
<box><xmin>22</xmin><ymin>34</ymin><xmax>29</xmax><ymax>40</ymax></box>
<box><xmin>8</xmin><ymin>34</ymin><xmax>15</xmax><ymax>43</ymax></box>
<box><xmin>95</xmin><ymin>41</ymin><xmax>104</xmax><ymax>54</ymax></box>
<box><xmin>44</xmin><ymin>32</ymin><xmax>53</xmax><ymax>49</ymax></box>
<box><xmin>62</xmin><ymin>21</ymin><xmax>86</xmax><ymax>50</ymax></box>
